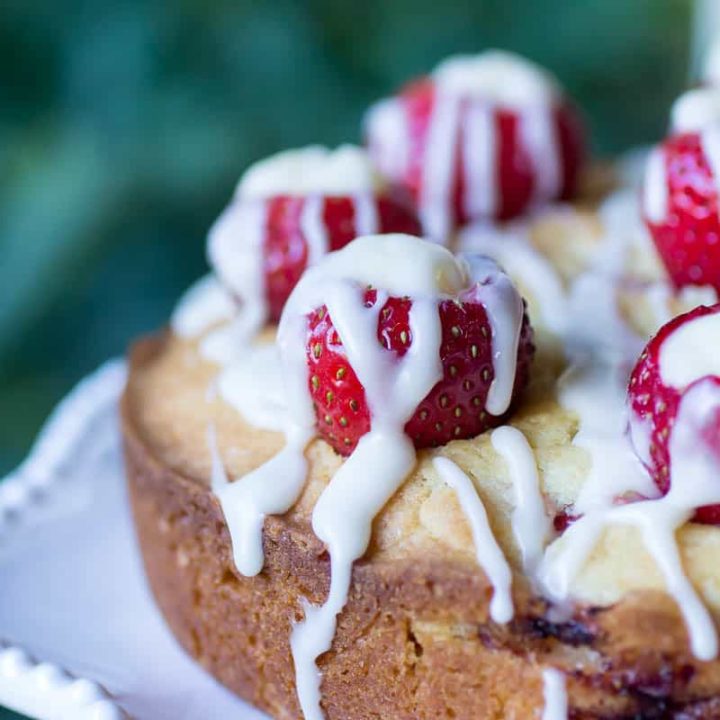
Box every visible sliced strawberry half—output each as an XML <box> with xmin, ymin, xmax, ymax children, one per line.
<box><xmin>643</xmin><ymin>132</ymin><xmax>720</xmax><ymax>293</ymax></box>
<box><xmin>628</xmin><ymin>303</ymin><xmax>720</xmax><ymax>523</ymax></box>
<box><xmin>305</xmin><ymin>282</ymin><xmax>534</xmax><ymax>456</ymax></box>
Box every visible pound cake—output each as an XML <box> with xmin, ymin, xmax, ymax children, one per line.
<box><xmin>123</xmin><ymin>49</ymin><xmax>720</xmax><ymax>718</ymax></box>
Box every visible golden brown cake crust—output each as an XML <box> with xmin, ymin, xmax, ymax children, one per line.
<box><xmin>123</xmin><ymin>335</ymin><xmax>720</xmax><ymax>719</ymax></box>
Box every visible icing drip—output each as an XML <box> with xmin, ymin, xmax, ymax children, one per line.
<box><xmin>420</xmin><ymin>90</ymin><xmax>463</xmax><ymax>241</ymax></box>
<box><xmin>565</xmin><ymin>273</ymin><xmax>644</xmax><ymax>358</ymax></box>
<box><xmin>300</xmin><ymin>195</ymin><xmax>330</xmax><ymax>266</ymax></box>
<box><xmin>207</xmin><ymin>424</ymin><xmax>229</xmax><ymax>489</ymax></box>
<box><xmin>367</xmin><ymin>52</ymin><xmax>566</xmax><ymax>242</ymax></box>
<box><xmin>433</xmin><ymin>457</ymin><xmax>514</xmax><ymax>622</ymax></box>
<box><xmin>521</xmin><ymin>106</ymin><xmax>561</xmax><ymax>205</ymax></box>
<box><xmin>205</xmin><ymin>200</ymin><xmax>269</xmax><ymax>365</ymax></box>
<box><xmin>463</xmin><ymin>102</ymin><xmax>498</xmax><ymax>219</ymax></box>
<box><xmin>642</xmin><ymin>147</ymin><xmax>668</xmax><ymax>226</ymax></box>
<box><xmin>542</xmin><ymin>381</ymin><xmax>720</xmax><ymax>661</ymax></box>
<box><xmin>352</xmin><ymin>193</ymin><xmax>379</xmax><ymax>236</ymax></box>
<box><xmin>213</xmin><ymin>423</ymin><xmax>312</xmax><ymax>577</ymax></box>
<box><xmin>541</xmin><ymin>668</ymin><xmax>568</xmax><ymax>720</ymax></box>
<box><xmin>597</xmin><ymin>188</ymin><xmax>657</xmax><ymax>276</ymax></box>
<box><xmin>457</xmin><ymin>220</ymin><xmax>569</xmax><ymax>334</ymax></box>
<box><xmin>491</xmin><ymin>426</ymin><xmax>551</xmax><ymax>574</ymax></box>
<box><xmin>462</xmin><ymin>255</ymin><xmax>524</xmax><ymax>415</ymax></box>
<box><xmin>558</xmin><ymin>360</ymin><xmax>657</xmax><ymax>513</ymax></box>
<box><xmin>646</xmin><ymin>283</ymin><xmax>718</xmax><ymax>331</ymax></box>
<box><xmin>217</xmin><ymin>343</ymin><xmax>286</xmax><ymax>431</ymax></box>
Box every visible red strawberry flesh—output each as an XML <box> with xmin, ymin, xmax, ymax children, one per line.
<box><xmin>306</xmin><ymin>287</ymin><xmax>534</xmax><ymax>455</ymax></box>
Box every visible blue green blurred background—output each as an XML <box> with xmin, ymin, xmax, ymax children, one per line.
<box><xmin>0</xmin><ymin>0</ymin><xmax>695</xmax><ymax>717</ymax></box>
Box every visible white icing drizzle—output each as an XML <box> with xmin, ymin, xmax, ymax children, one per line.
<box><xmin>491</xmin><ymin>426</ymin><xmax>551</xmax><ymax>574</ymax></box>
<box><xmin>352</xmin><ymin>193</ymin><xmax>380</xmax><ymax>236</ymax></box>
<box><xmin>205</xmin><ymin>200</ymin><xmax>269</xmax><ymax>364</ymax></box>
<box><xmin>213</xmin><ymin>423</ymin><xmax>312</xmax><ymax>577</ymax></box>
<box><xmin>463</xmin><ymin>102</ymin><xmax>498</xmax><ymax>219</ymax></box>
<box><xmin>660</xmin><ymin>311</ymin><xmax>720</xmax><ymax>388</ymax></box>
<box><xmin>672</xmin><ymin>87</ymin><xmax>720</xmax><ymax>133</ymax></box>
<box><xmin>645</xmin><ymin>282</ymin><xmax>674</xmax><ymax>330</ymax></box>
<box><xmin>700</xmin><ymin>126</ymin><xmax>720</xmax><ymax>203</ymax></box>
<box><xmin>364</xmin><ymin>99</ymin><xmax>409</xmax><ymax>183</ymax></box>
<box><xmin>521</xmin><ymin>106</ymin><xmax>561</xmax><ymax>205</ymax></box>
<box><xmin>433</xmin><ymin>51</ymin><xmax>560</xmax><ymax>106</ymax></box>
<box><xmin>643</xmin><ymin>147</ymin><xmax>668</xmax><ymax>225</ymax></box>
<box><xmin>457</xmin><ymin>220</ymin><xmax>569</xmax><ymax>334</ymax></box>
<box><xmin>597</xmin><ymin>188</ymin><xmax>657</xmax><ymax>276</ymax></box>
<box><xmin>238</xmin><ymin>145</ymin><xmax>381</xmax><ymax>197</ymax></box>
<box><xmin>558</xmin><ymin>359</ymin><xmax>657</xmax><ymax>513</ymax></box>
<box><xmin>462</xmin><ymin>255</ymin><xmax>524</xmax><ymax>415</ymax></box>
<box><xmin>542</xmin><ymin>380</ymin><xmax>720</xmax><ymax>661</ymax></box>
<box><xmin>207</xmin><ymin>424</ymin><xmax>229</xmax><ymax>489</ymax></box>
<box><xmin>541</xmin><ymin>668</ymin><xmax>568</xmax><ymax>720</ymax></box>
<box><xmin>171</xmin><ymin>274</ymin><xmax>236</xmax><ymax>339</ymax></box>
<box><xmin>300</xmin><ymin>195</ymin><xmax>330</xmax><ymax>266</ymax></box>
<box><xmin>433</xmin><ymin>456</ymin><xmax>513</xmax><ymax>623</ymax></box>
<box><xmin>419</xmin><ymin>89</ymin><xmax>463</xmax><ymax>241</ymax></box>
<box><xmin>645</xmin><ymin>282</ymin><xmax>718</xmax><ymax>329</ymax></box>
<box><xmin>217</xmin><ymin>343</ymin><xmax>287</xmax><ymax>432</ymax></box>
<box><xmin>565</xmin><ymin>272</ymin><xmax>644</xmax><ymax>358</ymax></box>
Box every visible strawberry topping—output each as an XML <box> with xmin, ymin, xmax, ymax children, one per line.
<box><xmin>306</xmin><ymin>285</ymin><xmax>534</xmax><ymax>455</ymax></box>
<box><xmin>628</xmin><ymin>303</ymin><xmax>720</xmax><ymax>523</ymax></box>
<box><xmin>367</xmin><ymin>70</ymin><xmax>584</xmax><ymax>231</ymax></box>
<box><xmin>643</xmin><ymin>132</ymin><xmax>720</xmax><ymax>292</ymax></box>
<box><xmin>263</xmin><ymin>195</ymin><xmax>420</xmax><ymax>321</ymax></box>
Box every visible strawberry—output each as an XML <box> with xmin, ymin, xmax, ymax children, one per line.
<box><xmin>305</xmin><ymin>285</ymin><xmax>534</xmax><ymax>455</ymax></box>
<box><xmin>366</xmin><ymin>70</ymin><xmax>584</xmax><ymax>232</ymax></box>
<box><xmin>264</xmin><ymin>195</ymin><xmax>420</xmax><ymax>321</ymax></box>
<box><xmin>628</xmin><ymin>303</ymin><xmax>720</xmax><ymax>523</ymax></box>
<box><xmin>643</xmin><ymin>132</ymin><xmax>720</xmax><ymax>293</ymax></box>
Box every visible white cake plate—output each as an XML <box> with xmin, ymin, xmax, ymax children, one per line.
<box><xmin>0</xmin><ymin>360</ymin><xmax>269</xmax><ymax>720</ymax></box>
